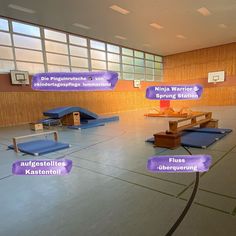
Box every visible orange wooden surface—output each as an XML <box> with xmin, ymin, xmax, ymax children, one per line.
<box><xmin>1</xmin><ymin>42</ymin><xmax>236</xmax><ymax>127</ymax></box>
<box><xmin>0</xmin><ymin>74</ymin><xmax>160</xmax><ymax>127</ymax></box>
<box><xmin>0</xmin><ymin>74</ymin><xmax>158</xmax><ymax>92</ymax></box>
<box><xmin>0</xmin><ymin>91</ymin><xmax>159</xmax><ymax>127</ymax></box>
<box><xmin>164</xmin><ymin>43</ymin><xmax>236</xmax><ymax>82</ymax></box>
<box><xmin>163</xmin><ymin>42</ymin><xmax>236</xmax><ymax>107</ymax></box>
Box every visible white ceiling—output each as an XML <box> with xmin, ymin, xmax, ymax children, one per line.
<box><xmin>0</xmin><ymin>0</ymin><xmax>236</xmax><ymax>55</ymax></box>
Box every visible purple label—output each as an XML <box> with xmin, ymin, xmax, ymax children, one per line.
<box><xmin>12</xmin><ymin>159</ymin><xmax>72</xmax><ymax>175</ymax></box>
<box><xmin>32</xmin><ymin>71</ymin><xmax>118</xmax><ymax>91</ymax></box>
<box><xmin>147</xmin><ymin>155</ymin><xmax>211</xmax><ymax>173</ymax></box>
<box><xmin>146</xmin><ymin>84</ymin><xmax>203</xmax><ymax>100</ymax></box>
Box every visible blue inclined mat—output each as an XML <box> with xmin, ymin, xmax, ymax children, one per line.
<box><xmin>85</xmin><ymin>116</ymin><xmax>119</xmax><ymax>124</ymax></box>
<box><xmin>8</xmin><ymin>139</ymin><xmax>70</xmax><ymax>156</ymax></box>
<box><xmin>181</xmin><ymin>132</ymin><xmax>227</xmax><ymax>148</ymax></box>
<box><xmin>184</xmin><ymin>127</ymin><xmax>232</xmax><ymax>134</ymax></box>
<box><xmin>68</xmin><ymin>123</ymin><xmax>105</xmax><ymax>129</ymax></box>
<box><xmin>43</xmin><ymin>106</ymin><xmax>98</xmax><ymax>119</ymax></box>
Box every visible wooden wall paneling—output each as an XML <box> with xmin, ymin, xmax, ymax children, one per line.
<box><xmin>1</xmin><ymin>43</ymin><xmax>236</xmax><ymax>127</ymax></box>
<box><xmin>164</xmin><ymin>43</ymin><xmax>236</xmax><ymax>82</ymax></box>
<box><xmin>170</xmin><ymin>86</ymin><xmax>236</xmax><ymax>108</ymax></box>
<box><xmin>0</xmin><ymin>90</ymin><xmax>157</xmax><ymax>127</ymax></box>
<box><xmin>120</xmin><ymin>92</ymin><xmax>127</xmax><ymax>111</ymax></box>
<box><xmin>108</xmin><ymin>92</ymin><xmax>117</xmax><ymax>113</ymax></box>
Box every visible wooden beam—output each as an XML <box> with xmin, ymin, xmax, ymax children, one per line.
<box><xmin>168</xmin><ymin>112</ymin><xmax>213</xmax><ymax>134</ymax></box>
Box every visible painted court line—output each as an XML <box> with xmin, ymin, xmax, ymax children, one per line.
<box><xmin>68</xmin><ymin>154</ymin><xmax>187</xmax><ymax>187</ymax></box>
<box><xmin>74</xmin><ymin>164</ymin><xmax>176</xmax><ymax>198</ymax></box>
<box><xmin>199</xmin><ymin>188</ymin><xmax>236</xmax><ymax>200</ymax></box>
<box><xmin>177</xmin><ymin>144</ymin><xmax>236</xmax><ymax>198</ymax></box>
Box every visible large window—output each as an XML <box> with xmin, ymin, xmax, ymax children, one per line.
<box><xmin>107</xmin><ymin>43</ymin><xmax>121</xmax><ymax>78</ymax></box>
<box><xmin>0</xmin><ymin>17</ymin><xmax>163</xmax><ymax>81</ymax></box>
<box><xmin>13</xmin><ymin>21</ymin><xmax>44</xmax><ymax>74</ymax></box>
<box><xmin>90</xmin><ymin>40</ymin><xmax>107</xmax><ymax>71</ymax></box>
<box><xmin>0</xmin><ymin>18</ymin><xmax>15</xmax><ymax>72</ymax></box>
<box><xmin>134</xmin><ymin>50</ymin><xmax>145</xmax><ymax>81</ymax></box>
<box><xmin>69</xmin><ymin>35</ymin><xmax>89</xmax><ymax>72</ymax></box>
<box><xmin>44</xmin><ymin>28</ymin><xmax>70</xmax><ymax>72</ymax></box>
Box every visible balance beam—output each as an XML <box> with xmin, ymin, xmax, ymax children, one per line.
<box><xmin>13</xmin><ymin>131</ymin><xmax>58</xmax><ymax>153</ymax></box>
<box><xmin>168</xmin><ymin>112</ymin><xmax>213</xmax><ymax>134</ymax></box>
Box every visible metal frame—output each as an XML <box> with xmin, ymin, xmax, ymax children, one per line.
<box><xmin>0</xmin><ymin>16</ymin><xmax>163</xmax><ymax>81</ymax></box>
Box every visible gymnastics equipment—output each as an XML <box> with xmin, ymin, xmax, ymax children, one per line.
<box><xmin>9</xmin><ymin>131</ymin><xmax>70</xmax><ymax>155</ymax></box>
<box><xmin>146</xmin><ymin>127</ymin><xmax>232</xmax><ymax>149</ymax></box>
<box><xmin>40</xmin><ymin>118</ymin><xmax>62</xmax><ymax>127</ymax></box>
<box><xmin>43</xmin><ymin>106</ymin><xmax>98</xmax><ymax>119</ymax></box>
<box><xmin>61</xmin><ymin>112</ymin><xmax>81</xmax><ymax>126</ymax></box>
<box><xmin>68</xmin><ymin>123</ymin><xmax>105</xmax><ymax>129</ymax></box>
<box><xmin>181</xmin><ymin>131</ymin><xmax>227</xmax><ymax>148</ymax></box>
<box><xmin>29</xmin><ymin>123</ymin><xmax>43</xmax><ymax>131</ymax></box>
<box><xmin>184</xmin><ymin>127</ymin><xmax>232</xmax><ymax>134</ymax></box>
<box><xmin>144</xmin><ymin>107</ymin><xmax>202</xmax><ymax>118</ymax></box>
<box><xmin>43</xmin><ymin>106</ymin><xmax>119</xmax><ymax>128</ymax></box>
<box><xmin>153</xmin><ymin>112</ymin><xmax>220</xmax><ymax>149</ymax></box>
<box><xmin>167</xmin><ymin>112</ymin><xmax>214</xmax><ymax>134</ymax></box>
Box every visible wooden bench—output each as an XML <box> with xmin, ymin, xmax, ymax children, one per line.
<box><xmin>168</xmin><ymin>112</ymin><xmax>213</xmax><ymax>134</ymax></box>
<box><xmin>153</xmin><ymin>112</ymin><xmax>218</xmax><ymax>149</ymax></box>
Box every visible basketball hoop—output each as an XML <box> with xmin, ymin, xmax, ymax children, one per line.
<box><xmin>208</xmin><ymin>71</ymin><xmax>225</xmax><ymax>84</ymax></box>
<box><xmin>213</xmin><ymin>78</ymin><xmax>218</xmax><ymax>85</ymax></box>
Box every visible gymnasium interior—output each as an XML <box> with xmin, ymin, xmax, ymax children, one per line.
<box><xmin>0</xmin><ymin>1</ymin><xmax>236</xmax><ymax>235</ymax></box>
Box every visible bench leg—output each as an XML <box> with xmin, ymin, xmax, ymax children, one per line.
<box><xmin>13</xmin><ymin>138</ymin><xmax>19</xmax><ymax>152</ymax></box>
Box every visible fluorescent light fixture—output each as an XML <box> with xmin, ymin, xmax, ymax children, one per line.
<box><xmin>218</xmin><ymin>23</ymin><xmax>227</xmax><ymax>28</ymax></box>
<box><xmin>197</xmin><ymin>7</ymin><xmax>211</xmax><ymax>16</ymax></box>
<box><xmin>110</xmin><ymin>5</ymin><xmax>130</xmax><ymax>15</ymax></box>
<box><xmin>73</xmin><ymin>23</ymin><xmax>91</xmax><ymax>30</ymax></box>
<box><xmin>8</xmin><ymin>4</ymin><xmax>35</xmax><ymax>14</ymax></box>
<box><xmin>176</xmin><ymin>34</ymin><xmax>186</xmax><ymax>39</ymax></box>
<box><xmin>150</xmin><ymin>23</ymin><xmax>163</xmax><ymax>30</ymax></box>
<box><xmin>115</xmin><ymin>35</ymin><xmax>126</xmax><ymax>40</ymax></box>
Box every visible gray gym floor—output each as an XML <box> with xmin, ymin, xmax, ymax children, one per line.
<box><xmin>0</xmin><ymin>106</ymin><xmax>236</xmax><ymax>236</ymax></box>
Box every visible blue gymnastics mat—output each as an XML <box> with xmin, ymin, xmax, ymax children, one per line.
<box><xmin>68</xmin><ymin>123</ymin><xmax>105</xmax><ymax>129</ymax></box>
<box><xmin>85</xmin><ymin>115</ymin><xmax>119</xmax><ymax>124</ymax></box>
<box><xmin>145</xmin><ymin>130</ymin><xmax>229</xmax><ymax>148</ymax></box>
<box><xmin>181</xmin><ymin>132</ymin><xmax>227</xmax><ymax>148</ymax></box>
<box><xmin>184</xmin><ymin>127</ymin><xmax>232</xmax><ymax>134</ymax></box>
<box><xmin>8</xmin><ymin>139</ymin><xmax>70</xmax><ymax>156</ymax></box>
<box><xmin>43</xmin><ymin>107</ymin><xmax>98</xmax><ymax>119</ymax></box>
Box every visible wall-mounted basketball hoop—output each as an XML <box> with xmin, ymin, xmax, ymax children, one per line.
<box><xmin>208</xmin><ymin>71</ymin><xmax>225</xmax><ymax>84</ymax></box>
<box><xmin>10</xmin><ymin>70</ymin><xmax>30</xmax><ymax>85</ymax></box>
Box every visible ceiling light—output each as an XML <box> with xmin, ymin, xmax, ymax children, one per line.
<box><xmin>218</xmin><ymin>24</ymin><xmax>227</xmax><ymax>28</ymax></box>
<box><xmin>73</xmin><ymin>23</ymin><xmax>91</xmax><ymax>30</ymax></box>
<box><xmin>197</xmin><ymin>7</ymin><xmax>211</xmax><ymax>16</ymax></box>
<box><xmin>176</xmin><ymin>34</ymin><xmax>186</xmax><ymax>39</ymax></box>
<box><xmin>150</xmin><ymin>23</ymin><xmax>163</xmax><ymax>30</ymax></box>
<box><xmin>8</xmin><ymin>4</ymin><xmax>35</xmax><ymax>14</ymax></box>
<box><xmin>115</xmin><ymin>35</ymin><xmax>127</xmax><ymax>40</ymax></box>
<box><xmin>110</xmin><ymin>5</ymin><xmax>130</xmax><ymax>15</ymax></box>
